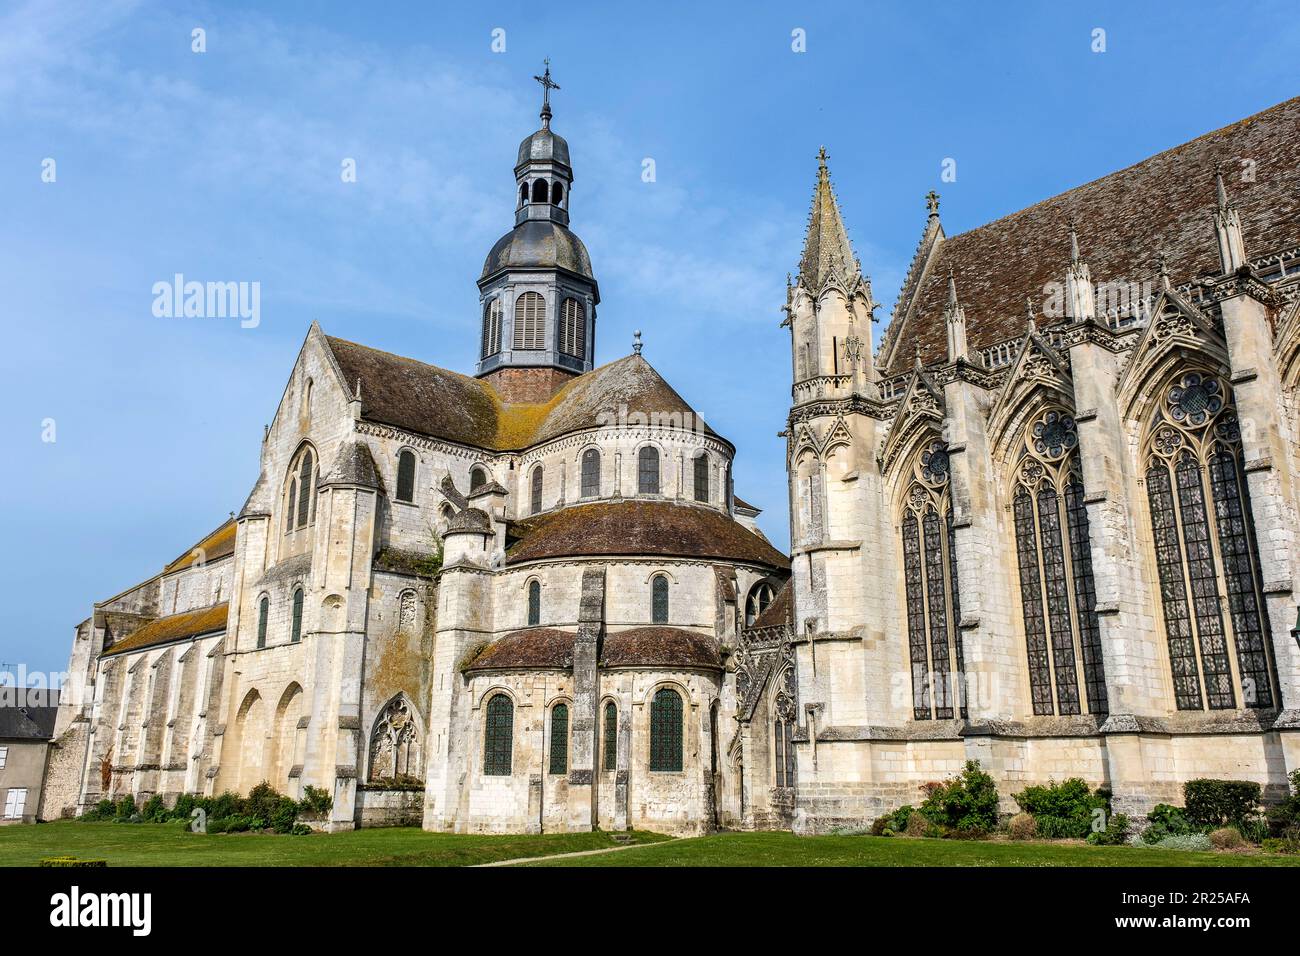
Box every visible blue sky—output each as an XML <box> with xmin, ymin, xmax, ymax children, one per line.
<box><xmin>1</xmin><ymin>0</ymin><xmax>1296</xmax><ymax>676</ymax></box>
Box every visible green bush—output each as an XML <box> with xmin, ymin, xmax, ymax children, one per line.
<box><xmin>141</xmin><ymin>794</ymin><xmax>168</xmax><ymax>823</ymax></box>
<box><xmin>171</xmin><ymin>793</ymin><xmax>197</xmax><ymax>821</ymax></box>
<box><xmin>40</xmin><ymin>856</ymin><xmax>108</xmax><ymax>867</ymax></box>
<box><xmin>270</xmin><ymin>796</ymin><xmax>300</xmax><ymax>834</ymax></box>
<box><xmin>299</xmin><ymin>785</ymin><xmax>333</xmax><ymax>817</ymax></box>
<box><xmin>113</xmin><ymin>795</ymin><xmax>137</xmax><ymax>822</ymax></box>
<box><xmin>1141</xmin><ymin>804</ymin><xmax>1197</xmax><ymax>844</ymax></box>
<box><xmin>1183</xmin><ymin>779</ymin><xmax>1261</xmax><ymax>830</ymax></box>
<box><xmin>1086</xmin><ymin>813</ymin><xmax>1130</xmax><ymax>846</ymax></box>
<box><xmin>80</xmin><ymin>799</ymin><xmax>116</xmax><ymax>822</ymax></box>
<box><xmin>1013</xmin><ymin>778</ymin><xmax>1108</xmax><ymax>839</ymax></box>
<box><xmin>919</xmin><ymin>761</ymin><xmax>999</xmax><ymax>834</ymax></box>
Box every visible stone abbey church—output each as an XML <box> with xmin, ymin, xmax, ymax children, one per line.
<box><xmin>39</xmin><ymin>85</ymin><xmax>1300</xmax><ymax>835</ymax></box>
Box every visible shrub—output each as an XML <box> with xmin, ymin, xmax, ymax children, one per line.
<box><xmin>1013</xmin><ymin>778</ymin><xmax>1108</xmax><ymax>839</ymax></box>
<box><xmin>206</xmin><ymin>791</ymin><xmax>242</xmax><ymax>821</ymax></box>
<box><xmin>1141</xmin><ymin>804</ymin><xmax>1198</xmax><ymax>844</ymax></box>
<box><xmin>270</xmin><ymin>796</ymin><xmax>300</xmax><ymax>834</ymax></box>
<box><xmin>80</xmin><ymin>799</ymin><xmax>116</xmax><ymax>822</ymax></box>
<box><xmin>246</xmin><ymin>782</ymin><xmax>281</xmax><ymax>822</ymax></box>
<box><xmin>1087</xmin><ymin>813</ymin><xmax>1130</xmax><ymax>846</ymax></box>
<box><xmin>904</xmin><ymin>811</ymin><xmax>930</xmax><ymax>837</ymax></box>
<box><xmin>918</xmin><ymin>761</ymin><xmax>999</xmax><ymax>834</ymax></box>
<box><xmin>141</xmin><ymin>794</ymin><xmax>168</xmax><ymax>823</ymax></box>
<box><xmin>171</xmin><ymin>793</ymin><xmax>197</xmax><ymax>821</ymax></box>
<box><xmin>869</xmin><ymin>816</ymin><xmax>889</xmax><ymax>837</ymax></box>
<box><xmin>1209</xmin><ymin>827</ymin><xmax>1246</xmax><ymax>850</ymax></box>
<box><xmin>113</xmin><ymin>795</ymin><xmax>137</xmax><ymax>822</ymax></box>
<box><xmin>1183</xmin><ymin>779</ymin><xmax>1261</xmax><ymax>830</ymax></box>
<box><xmin>298</xmin><ymin>785</ymin><xmax>333</xmax><ymax>817</ymax></box>
<box><xmin>290</xmin><ymin>823</ymin><xmax>313</xmax><ymax>836</ymax></box>
<box><xmin>40</xmin><ymin>857</ymin><xmax>108</xmax><ymax>867</ymax></box>
<box><xmin>1261</xmin><ymin>826</ymin><xmax>1300</xmax><ymax>854</ymax></box>
<box><xmin>1007</xmin><ymin>812</ymin><xmax>1037</xmax><ymax>841</ymax></box>
<box><xmin>1154</xmin><ymin>833</ymin><xmax>1213</xmax><ymax>852</ymax></box>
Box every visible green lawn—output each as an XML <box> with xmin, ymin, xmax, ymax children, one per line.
<box><xmin>528</xmin><ymin>831</ymin><xmax>1300</xmax><ymax>867</ymax></box>
<box><xmin>5</xmin><ymin>822</ymin><xmax>1298</xmax><ymax>867</ymax></box>
<box><xmin>0</xmin><ymin>821</ymin><xmax>668</xmax><ymax>867</ymax></box>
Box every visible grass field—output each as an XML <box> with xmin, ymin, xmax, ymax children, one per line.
<box><xmin>0</xmin><ymin>821</ymin><xmax>668</xmax><ymax>867</ymax></box>
<box><xmin>3</xmin><ymin>822</ymin><xmax>1297</xmax><ymax>867</ymax></box>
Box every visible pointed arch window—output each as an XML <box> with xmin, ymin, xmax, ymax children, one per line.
<box><xmin>560</xmin><ymin>297</ymin><xmax>586</xmax><ymax>360</ymax></box>
<box><xmin>481</xmin><ymin>298</ymin><xmax>503</xmax><ymax>359</ymax></box>
<box><xmin>369</xmin><ymin>695</ymin><xmax>421</xmax><ymax>782</ymax></box>
<box><xmin>256</xmin><ymin>596</ymin><xmax>269</xmax><ymax>650</ymax></box>
<box><xmin>290</xmin><ymin>587</ymin><xmax>304</xmax><ymax>644</ymax></box>
<box><xmin>649</xmin><ymin>688</ymin><xmax>683</xmax><ymax>772</ymax></box>
<box><xmin>483</xmin><ymin>694</ymin><xmax>513</xmax><ymax>776</ymax></box>
<box><xmin>285</xmin><ymin>479</ymin><xmax>297</xmax><ymax>534</ymax></box>
<box><xmin>297</xmin><ymin>449</ymin><xmax>314</xmax><ymax>527</ymax></box>
<box><xmin>638</xmin><ymin>446</ymin><xmax>660</xmax><ymax>495</ymax></box>
<box><xmin>745</xmin><ymin>582</ymin><xmax>776</xmax><ymax>627</ymax></box>
<box><xmin>548</xmin><ymin>703</ymin><xmax>569</xmax><ymax>775</ymax></box>
<box><xmin>581</xmin><ymin>448</ymin><xmax>600</xmax><ymax>498</ymax></box>
<box><xmin>396</xmin><ymin>449</ymin><xmax>416</xmax><ymax>503</ymax></box>
<box><xmin>773</xmin><ymin>668</ymin><xmax>797</xmax><ymax>788</ymax></box>
<box><xmin>513</xmin><ymin>291</ymin><xmax>545</xmax><ymax>350</ymax></box>
<box><xmin>285</xmin><ymin>446</ymin><xmax>316</xmax><ymax>532</ymax></box>
<box><xmin>603</xmin><ymin>701</ymin><xmax>617</xmax><ymax>771</ymax></box>
<box><xmin>530</xmin><ymin>465</ymin><xmax>544</xmax><ymax>514</ymax></box>
<box><xmin>1143</xmin><ymin>372</ymin><xmax>1275</xmax><ymax>710</ymax></box>
<box><xmin>899</xmin><ymin>440</ymin><xmax>965</xmax><ymax>720</ymax></box>
<box><xmin>693</xmin><ymin>453</ymin><xmax>710</xmax><ymax>503</ymax></box>
<box><xmin>527</xmin><ymin>579</ymin><xmax>541</xmax><ymax>627</ymax></box>
<box><xmin>1010</xmin><ymin>410</ymin><xmax>1107</xmax><ymax>717</ymax></box>
<box><xmin>470</xmin><ymin>466</ymin><xmax>487</xmax><ymax>493</ymax></box>
<box><xmin>652</xmin><ymin>574</ymin><xmax>669</xmax><ymax>624</ymax></box>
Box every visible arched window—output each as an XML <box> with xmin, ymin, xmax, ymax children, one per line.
<box><xmin>530</xmin><ymin>465</ymin><xmax>544</xmax><ymax>514</ymax></box>
<box><xmin>1144</xmin><ymin>371</ymin><xmax>1275</xmax><ymax>710</ymax></box>
<box><xmin>693</xmin><ymin>453</ymin><xmax>710</xmax><ymax>503</ymax></box>
<box><xmin>552</xmin><ymin>182</ymin><xmax>563</xmax><ymax>206</ymax></box>
<box><xmin>369</xmin><ymin>695</ymin><xmax>421</xmax><ymax>782</ymax></box>
<box><xmin>286</xmin><ymin>446</ymin><xmax>316</xmax><ymax>532</ymax></box>
<box><xmin>285</xmin><ymin>478</ymin><xmax>297</xmax><ymax>534</ymax></box>
<box><xmin>296</xmin><ymin>448</ymin><xmax>314</xmax><ymax>527</ymax></box>
<box><xmin>548</xmin><ymin>703</ymin><xmax>569</xmax><ymax>775</ymax></box>
<box><xmin>470</xmin><ymin>466</ymin><xmax>487</xmax><ymax>493</ymax></box>
<box><xmin>1010</xmin><ymin>409</ymin><xmax>1107</xmax><ymax>717</ymax></box>
<box><xmin>638</xmin><ymin>446</ymin><xmax>660</xmax><ymax>495</ymax></box>
<box><xmin>303</xmin><ymin>378</ymin><xmax>313</xmax><ymax>417</ymax></box>
<box><xmin>519</xmin><ymin>182</ymin><xmax>528</xmax><ymax>205</ymax></box>
<box><xmin>483</xmin><ymin>694</ymin><xmax>513</xmax><ymax>775</ymax></box>
<box><xmin>531</xmin><ymin>179</ymin><xmax>548</xmax><ymax>203</ymax></box>
<box><xmin>513</xmin><ymin>291</ymin><xmax>545</xmax><ymax>350</ymax></box>
<box><xmin>602</xmin><ymin>701</ymin><xmax>617</xmax><ymax>771</ymax></box>
<box><xmin>481</xmin><ymin>298</ymin><xmax>503</xmax><ymax>359</ymax></box>
<box><xmin>256</xmin><ymin>596</ymin><xmax>269</xmax><ymax>650</ymax></box>
<box><xmin>652</xmin><ymin>574</ymin><xmax>669</xmax><ymax>624</ymax></box>
<box><xmin>772</xmin><ymin>666</ymin><xmax>797</xmax><ymax>787</ymax></box>
<box><xmin>527</xmin><ymin>579</ymin><xmax>541</xmax><ymax>627</ymax></box>
<box><xmin>581</xmin><ymin>448</ymin><xmax>600</xmax><ymax>498</ymax></box>
<box><xmin>290</xmin><ymin>588</ymin><xmax>303</xmax><ymax>643</ymax></box>
<box><xmin>899</xmin><ymin>439</ymin><xmax>965</xmax><ymax>720</ymax></box>
<box><xmin>559</xmin><ymin>297</ymin><xmax>586</xmax><ymax>360</ymax></box>
<box><xmin>745</xmin><ymin>582</ymin><xmax>776</xmax><ymax>627</ymax></box>
<box><xmin>649</xmin><ymin>687</ymin><xmax>683</xmax><ymax>772</ymax></box>
<box><xmin>396</xmin><ymin>449</ymin><xmax>416</xmax><ymax>503</ymax></box>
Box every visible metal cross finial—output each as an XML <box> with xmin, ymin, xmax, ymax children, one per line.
<box><xmin>534</xmin><ymin>59</ymin><xmax>560</xmax><ymax>127</ymax></box>
<box><xmin>925</xmin><ymin>191</ymin><xmax>940</xmax><ymax>218</ymax></box>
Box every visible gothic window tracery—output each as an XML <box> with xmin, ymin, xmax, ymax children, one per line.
<box><xmin>1010</xmin><ymin>409</ymin><xmax>1107</xmax><ymax>717</ymax></box>
<box><xmin>369</xmin><ymin>695</ymin><xmax>421</xmax><ymax>782</ymax></box>
<box><xmin>602</xmin><ymin>701</ymin><xmax>617</xmax><ymax>771</ymax></box>
<box><xmin>483</xmin><ymin>694</ymin><xmax>513</xmax><ymax>775</ymax></box>
<box><xmin>772</xmin><ymin>666</ymin><xmax>796</xmax><ymax>788</ymax></box>
<box><xmin>548</xmin><ymin>703</ymin><xmax>569</xmax><ymax>775</ymax></box>
<box><xmin>1143</xmin><ymin>371</ymin><xmax>1275</xmax><ymax>710</ymax></box>
<box><xmin>899</xmin><ymin>438</ymin><xmax>965</xmax><ymax>720</ymax></box>
<box><xmin>649</xmin><ymin>688</ymin><xmax>683</xmax><ymax>772</ymax></box>
<box><xmin>745</xmin><ymin>582</ymin><xmax>776</xmax><ymax>627</ymax></box>
<box><xmin>284</xmin><ymin>446</ymin><xmax>317</xmax><ymax>533</ymax></box>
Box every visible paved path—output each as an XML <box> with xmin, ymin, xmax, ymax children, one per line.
<box><xmin>475</xmin><ymin>838</ymin><xmax>677</xmax><ymax>867</ymax></box>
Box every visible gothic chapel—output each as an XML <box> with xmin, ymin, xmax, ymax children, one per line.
<box><xmin>39</xmin><ymin>82</ymin><xmax>1300</xmax><ymax>833</ymax></box>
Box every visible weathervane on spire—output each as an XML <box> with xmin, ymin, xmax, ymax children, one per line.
<box><xmin>534</xmin><ymin>58</ymin><xmax>560</xmax><ymax>129</ymax></box>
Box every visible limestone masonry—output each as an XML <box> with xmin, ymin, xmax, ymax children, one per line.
<box><xmin>39</xmin><ymin>86</ymin><xmax>1300</xmax><ymax>834</ymax></box>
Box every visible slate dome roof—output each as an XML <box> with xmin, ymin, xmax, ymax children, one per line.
<box><xmin>481</xmin><ymin>219</ymin><xmax>594</xmax><ymax>282</ymax></box>
<box><xmin>517</xmin><ymin>127</ymin><xmax>570</xmax><ymax>170</ymax></box>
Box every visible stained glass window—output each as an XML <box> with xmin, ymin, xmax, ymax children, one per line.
<box><xmin>581</xmin><ymin>448</ymin><xmax>600</xmax><ymax>498</ymax></box>
<box><xmin>527</xmin><ymin>580</ymin><xmax>541</xmax><ymax>627</ymax></box>
<box><xmin>652</xmin><ymin>575</ymin><xmax>669</xmax><ymax>624</ymax></box>
<box><xmin>923</xmin><ymin>508</ymin><xmax>953</xmax><ymax>719</ymax></box>
<box><xmin>693</xmin><ymin>453</ymin><xmax>710</xmax><ymax>503</ymax></box>
<box><xmin>548</xmin><ymin>703</ymin><xmax>568</xmax><ymax>775</ymax></box>
<box><xmin>947</xmin><ymin>513</ymin><xmax>967</xmax><ymax>718</ymax></box>
<box><xmin>1014</xmin><ymin>488</ymin><xmax>1054</xmax><ymax>716</ymax></box>
<box><xmin>902</xmin><ymin>511</ymin><xmax>930</xmax><ymax>719</ymax></box>
<box><xmin>603</xmin><ymin>701</ymin><xmax>617</xmax><ymax>771</ymax></box>
<box><xmin>396</xmin><ymin>450</ymin><xmax>416</xmax><ymax>503</ymax></box>
<box><xmin>484</xmin><ymin>694</ymin><xmax>513</xmax><ymax>775</ymax></box>
<box><xmin>638</xmin><ymin>446</ymin><xmax>660</xmax><ymax>495</ymax></box>
<box><xmin>649</xmin><ymin>688</ymin><xmax>683</xmax><ymax>771</ymax></box>
<box><xmin>1065</xmin><ymin>480</ymin><xmax>1108</xmax><ymax>715</ymax></box>
<box><xmin>291</xmin><ymin>588</ymin><xmax>303</xmax><ymax>644</ymax></box>
<box><xmin>1148</xmin><ymin>462</ymin><xmax>1203</xmax><ymax>710</ymax></box>
<box><xmin>285</xmin><ymin>479</ymin><xmax>297</xmax><ymax>534</ymax></box>
<box><xmin>530</xmin><ymin>466</ymin><xmax>543</xmax><ymax>515</ymax></box>
<box><xmin>1037</xmin><ymin>486</ymin><xmax>1081</xmax><ymax>715</ymax></box>
<box><xmin>256</xmin><ymin>596</ymin><xmax>268</xmax><ymax>650</ymax></box>
<box><xmin>296</xmin><ymin>450</ymin><xmax>313</xmax><ymax>527</ymax></box>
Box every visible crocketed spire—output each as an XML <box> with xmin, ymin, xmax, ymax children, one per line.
<box><xmin>797</xmin><ymin>147</ymin><xmax>859</xmax><ymax>294</ymax></box>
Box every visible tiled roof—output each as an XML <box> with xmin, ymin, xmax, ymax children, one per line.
<box><xmin>749</xmin><ymin>578</ymin><xmax>793</xmax><ymax>630</ymax></box>
<box><xmin>462</xmin><ymin>625</ymin><xmax>722</xmax><ymax>672</ymax></box>
<box><xmin>326</xmin><ymin>336</ymin><xmax>717</xmax><ymax>452</ymax></box>
<box><xmin>163</xmin><ymin>519</ymin><xmax>236</xmax><ymax>575</ymax></box>
<box><xmin>102</xmin><ymin>602</ymin><xmax>228</xmax><ymax>657</ymax></box>
<box><xmin>602</xmin><ymin>627</ymin><xmax>722</xmax><ymax>670</ymax></box>
<box><xmin>505</xmin><ymin>500</ymin><xmax>790</xmax><ymax>568</ymax></box>
<box><xmin>881</xmin><ymin>96</ymin><xmax>1300</xmax><ymax>374</ymax></box>
<box><xmin>732</xmin><ymin>494</ymin><xmax>761</xmax><ymax>514</ymax></box>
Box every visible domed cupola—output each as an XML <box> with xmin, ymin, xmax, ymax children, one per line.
<box><xmin>476</xmin><ymin>62</ymin><xmax>599</xmax><ymax>399</ymax></box>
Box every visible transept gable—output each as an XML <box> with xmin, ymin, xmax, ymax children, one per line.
<box><xmin>879</xmin><ymin>367</ymin><xmax>945</xmax><ymax>479</ymax></box>
<box><xmin>986</xmin><ymin>323</ymin><xmax>1075</xmax><ymax>457</ymax></box>
<box><xmin>877</xmin><ymin>193</ymin><xmax>944</xmax><ymax>373</ymax></box>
